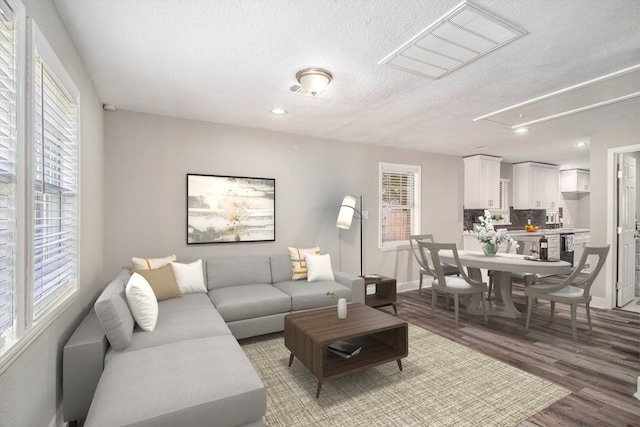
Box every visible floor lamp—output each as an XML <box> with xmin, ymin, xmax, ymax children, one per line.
<box><xmin>336</xmin><ymin>195</ymin><xmax>363</xmax><ymax>276</ymax></box>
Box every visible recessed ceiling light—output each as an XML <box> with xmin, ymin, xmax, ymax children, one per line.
<box><xmin>514</xmin><ymin>127</ymin><xmax>528</xmax><ymax>134</ymax></box>
<box><xmin>270</xmin><ymin>108</ymin><xmax>288</xmax><ymax>115</ymax></box>
<box><xmin>574</xmin><ymin>142</ymin><xmax>587</xmax><ymax>148</ymax></box>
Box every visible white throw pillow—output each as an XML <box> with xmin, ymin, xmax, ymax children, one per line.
<box><xmin>125</xmin><ymin>273</ymin><xmax>158</xmax><ymax>332</ymax></box>
<box><xmin>288</xmin><ymin>246</ymin><xmax>320</xmax><ymax>280</ymax></box>
<box><xmin>171</xmin><ymin>259</ymin><xmax>207</xmax><ymax>294</ymax></box>
<box><xmin>305</xmin><ymin>253</ymin><xmax>335</xmax><ymax>282</ymax></box>
<box><xmin>131</xmin><ymin>254</ymin><xmax>177</xmax><ymax>270</ymax></box>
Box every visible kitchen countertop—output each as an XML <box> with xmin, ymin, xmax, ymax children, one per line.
<box><xmin>507</xmin><ymin>228</ymin><xmax>589</xmax><ymax>236</ymax></box>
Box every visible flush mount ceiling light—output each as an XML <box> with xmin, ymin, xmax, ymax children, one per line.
<box><xmin>379</xmin><ymin>1</ymin><xmax>525</xmax><ymax>79</ymax></box>
<box><xmin>295</xmin><ymin>68</ymin><xmax>332</xmax><ymax>97</ymax></box>
<box><xmin>475</xmin><ymin>64</ymin><xmax>640</xmax><ymax>129</ymax></box>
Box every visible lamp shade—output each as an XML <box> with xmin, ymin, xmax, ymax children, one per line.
<box><xmin>336</xmin><ymin>195</ymin><xmax>357</xmax><ymax>229</ymax></box>
<box><xmin>295</xmin><ymin>68</ymin><xmax>332</xmax><ymax>96</ymax></box>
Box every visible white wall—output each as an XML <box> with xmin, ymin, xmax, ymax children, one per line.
<box><xmin>0</xmin><ymin>1</ymin><xmax>105</xmax><ymax>426</ymax></box>
<box><xmin>559</xmin><ymin>192</ymin><xmax>590</xmax><ymax>229</ymax></box>
<box><xmin>104</xmin><ymin>110</ymin><xmax>464</xmax><ymax>285</ymax></box>
<box><xmin>590</xmin><ymin>124</ymin><xmax>640</xmax><ymax>302</ymax></box>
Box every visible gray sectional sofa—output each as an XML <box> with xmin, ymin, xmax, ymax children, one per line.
<box><xmin>63</xmin><ymin>254</ymin><xmax>365</xmax><ymax>426</ymax></box>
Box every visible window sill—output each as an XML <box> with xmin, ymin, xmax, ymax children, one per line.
<box><xmin>379</xmin><ymin>243</ymin><xmax>411</xmax><ymax>251</ymax></box>
<box><xmin>0</xmin><ymin>286</ymin><xmax>78</xmax><ymax>375</ymax></box>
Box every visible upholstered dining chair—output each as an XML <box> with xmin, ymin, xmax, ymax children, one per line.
<box><xmin>409</xmin><ymin>234</ymin><xmax>459</xmax><ymax>295</ymax></box>
<box><xmin>420</xmin><ymin>241</ymin><xmax>488</xmax><ymax>326</ymax></box>
<box><xmin>525</xmin><ymin>245</ymin><xmax>610</xmax><ymax>340</ymax></box>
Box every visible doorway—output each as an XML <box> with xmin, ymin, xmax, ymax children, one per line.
<box><xmin>613</xmin><ymin>148</ymin><xmax>640</xmax><ymax>312</ymax></box>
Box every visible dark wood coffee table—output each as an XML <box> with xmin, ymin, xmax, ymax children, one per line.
<box><xmin>284</xmin><ymin>303</ymin><xmax>408</xmax><ymax>398</ymax></box>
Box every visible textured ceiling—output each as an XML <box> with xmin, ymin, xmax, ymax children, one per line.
<box><xmin>53</xmin><ymin>0</ymin><xmax>640</xmax><ymax>169</ymax></box>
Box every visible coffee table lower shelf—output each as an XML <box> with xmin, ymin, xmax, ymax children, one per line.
<box><xmin>284</xmin><ymin>304</ymin><xmax>408</xmax><ymax>398</ymax></box>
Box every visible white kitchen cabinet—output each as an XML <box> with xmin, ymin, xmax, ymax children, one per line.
<box><xmin>513</xmin><ymin>162</ymin><xmax>560</xmax><ymax>209</ymax></box>
<box><xmin>560</xmin><ymin>169</ymin><xmax>590</xmax><ymax>193</ymax></box>
<box><xmin>463</xmin><ymin>155</ymin><xmax>502</xmax><ymax>209</ymax></box>
<box><xmin>547</xmin><ymin>234</ymin><xmax>560</xmax><ymax>260</ymax></box>
<box><xmin>515</xmin><ymin>233</ymin><xmax>560</xmax><ymax>259</ymax></box>
<box><xmin>573</xmin><ymin>232</ymin><xmax>590</xmax><ymax>266</ymax></box>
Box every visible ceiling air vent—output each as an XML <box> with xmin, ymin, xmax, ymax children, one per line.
<box><xmin>285</xmin><ymin>84</ymin><xmax>315</xmax><ymax>98</ymax></box>
<box><xmin>379</xmin><ymin>1</ymin><xmax>525</xmax><ymax>79</ymax></box>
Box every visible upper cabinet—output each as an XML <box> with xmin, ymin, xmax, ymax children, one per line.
<box><xmin>513</xmin><ymin>162</ymin><xmax>559</xmax><ymax>209</ymax></box>
<box><xmin>463</xmin><ymin>155</ymin><xmax>502</xmax><ymax>209</ymax></box>
<box><xmin>560</xmin><ymin>169</ymin><xmax>590</xmax><ymax>193</ymax></box>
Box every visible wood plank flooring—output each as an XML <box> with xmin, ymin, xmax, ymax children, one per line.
<box><xmin>377</xmin><ymin>283</ymin><xmax>640</xmax><ymax>427</ymax></box>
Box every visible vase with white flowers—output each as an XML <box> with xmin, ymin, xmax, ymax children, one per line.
<box><xmin>464</xmin><ymin>210</ymin><xmax>519</xmax><ymax>256</ymax></box>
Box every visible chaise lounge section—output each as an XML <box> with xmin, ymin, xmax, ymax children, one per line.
<box><xmin>64</xmin><ymin>254</ymin><xmax>364</xmax><ymax>426</ymax></box>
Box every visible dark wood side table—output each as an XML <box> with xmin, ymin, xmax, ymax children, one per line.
<box><xmin>362</xmin><ymin>275</ymin><xmax>397</xmax><ymax>314</ymax></box>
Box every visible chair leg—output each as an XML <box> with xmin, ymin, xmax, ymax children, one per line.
<box><xmin>525</xmin><ymin>296</ymin><xmax>533</xmax><ymax>329</ymax></box>
<box><xmin>431</xmin><ymin>288</ymin><xmax>437</xmax><ymax>317</ymax></box>
<box><xmin>419</xmin><ymin>274</ymin><xmax>423</xmax><ymax>295</ymax></box>
<box><xmin>480</xmin><ymin>292</ymin><xmax>488</xmax><ymax>323</ymax></box>
<box><xmin>550</xmin><ymin>301</ymin><xmax>555</xmax><ymax>324</ymax></box>
<box><xmin>571</xmin><ymin>303</ymin><xmax>578</xmax><ymax>340</ymax></box>
<box><xmin>453</xmin><ymin>294</ymin><xmax>459</xmax><ymax>326</ymax></box>
<box><xmin>586</xmin><ymin>302</ymin><xmax>592</xmax><ymax>331</ymax></box>
<box><xmin>487</xmin><ymin>272</ymin><xmax>493</xmax><ymax>301</ymax></box>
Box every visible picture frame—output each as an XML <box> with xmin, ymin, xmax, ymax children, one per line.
<box><xmin>187</xmin><ymin>174</ymin><xmax>275</xmax><ymax>244</ymax></box>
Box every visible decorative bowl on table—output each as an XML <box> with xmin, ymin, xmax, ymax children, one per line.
<box><xmin>525</xmin><ymin>224</ymin><xmax>539</xmax><ymax>232</ymax></box>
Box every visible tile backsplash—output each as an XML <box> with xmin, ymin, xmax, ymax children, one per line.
<box><xmin>463</xmin><ymin>208</ymin><xmax>561</xmax><ymax>231</ymax></box>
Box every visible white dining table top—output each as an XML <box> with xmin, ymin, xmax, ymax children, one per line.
<box><xmin>438</xmin><ymin>250</ymin><xmax>572</xmax><ymax>275</ymax></box>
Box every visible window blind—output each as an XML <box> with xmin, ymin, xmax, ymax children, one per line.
<box><xmin>381</xmin><ymin>166</ymin><xmax>418</xmax><ymax>245</ymax></box>
<box><xmin>32</xmin><ymin>53</ymin><xmax>77</xmax><ymax>307</ymax></box>
<box><xmin>0</xmin><ymin>7</ymin><xmax>15</xmax><ymax>335</ymax></box>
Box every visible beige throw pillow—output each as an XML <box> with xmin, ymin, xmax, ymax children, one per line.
<box><xmin>288</xmin><ymin>246</ymin><xmax>320</xmax><ymax>280</ymax></box>
<box><xmin>131</xmin><ymin>254</ymin><xmax>177</xmax><ymax>270</ymax></box>
<box><xmin>133</xmin><ymin>264</ymin><xmax>182</xmax><ymax>301</ymax></box>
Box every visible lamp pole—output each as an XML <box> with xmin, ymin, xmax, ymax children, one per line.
<box><xmin>358</xmin><ymin>196</ymin><xmax>363</xmax><ymax>276</ymax></box>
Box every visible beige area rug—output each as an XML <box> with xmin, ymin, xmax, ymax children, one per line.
<box><xmin>240</xmin><ymin>324</ymin><xmax>570</xmax><ymax>427</ymax></box>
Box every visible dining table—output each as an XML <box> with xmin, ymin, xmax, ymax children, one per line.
<box><xmin>437</xmin><ymin>250</ymin><xmax>572</xmax><ymax>318</ymax></box>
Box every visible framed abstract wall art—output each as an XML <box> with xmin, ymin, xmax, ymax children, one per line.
<box><xmin>187</xmin><ymin>174</ymin><xmax>275</xmax><ymax>244</ymax></box>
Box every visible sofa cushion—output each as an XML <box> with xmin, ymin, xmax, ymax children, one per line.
<box><xmin>133</xmin><ymin>264</ymin><xmax>182</xmax><ymax>301</ymax></box>
<box><xmin>86</xmin><ymin>335</ymin><xmax>266</xmax><ymax>427</ymax></box>
<box><xmin>269</xmin><ymin>254</ymin><xmax>293</xmax><ymax>284</ymax></box>
<box><xmin>171</xmin><ymin>259</ymin><xmax>207</xmax><ymax>294</ymax></box>
<box><xmin>94</xmin><ymin>269</ymin><xmax>135</xmax><ymax>351</ymax></box>
<box><xmin>206</xmin><ymin>256</ymin><xmax>272</xmax><ymax>290</ymax></box>
<box><xmin>209</xmin><ymin>284</ymin><xmax>291</xmax><ymax>322</ymax></box>
<box><xmin>125</xmin><ymin>273</ymin><xmax>158</xmax><ymax>332</ymax></box>
<box><xmin>288</xmin><ymin>246</ymin><xmax>320</xmax><ymax>280</ymax></box>
<box><xmin>110</xmin><ymin>294</ymin><xmax>231</xmax><ymax>356</ymax></box>
<box><xmin>131</xmin><ymin>254</ymin><xmax>177</xmax><ymax>270</ymax></box>
<box><xmin>274</xmin><ymin>280</ymin><xmax>351</xmax><ymax>311</ymax></box>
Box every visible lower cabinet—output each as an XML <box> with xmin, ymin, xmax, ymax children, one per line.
<box><xmin>574</xmin><ymin>232</ymin><xmax>590</xmax><ymax>266</ymax></box>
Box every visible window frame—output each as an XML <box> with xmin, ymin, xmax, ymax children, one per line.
<box><xmin>0</xmin><ymin>7</ymin><xmax>80</xmax><ymax>375</ymax></box>
<box><xmin>378</xmin><ymin>162</ymin><xmax>421</xmax><ymax>251</ymax></box>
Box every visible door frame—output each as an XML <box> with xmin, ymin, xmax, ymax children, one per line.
<box><xmin>607</xmin><ymin>144</ymin><xmax>640</xmax><ymax>309</ymax></box>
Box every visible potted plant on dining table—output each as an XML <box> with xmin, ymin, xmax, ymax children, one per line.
<box><xmin>464</xmin><ymin>210</ymin><xmax>519</xmax><ymax>256</ymax></box>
